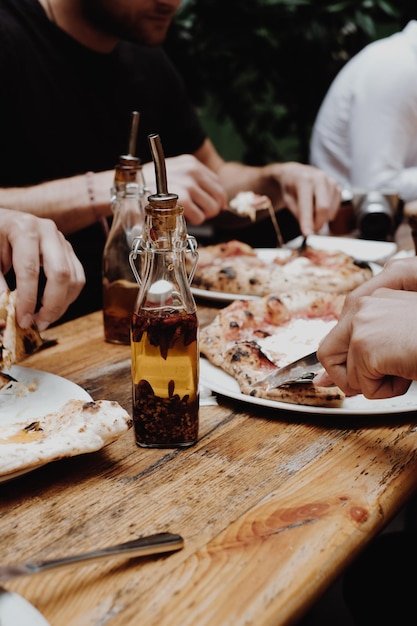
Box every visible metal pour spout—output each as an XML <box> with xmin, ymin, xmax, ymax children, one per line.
<box><xmin>117</xmin><ymin>111</ymin><xmax>140</xmax><ymax>171</ymax></box>
<box><xmin>128</xmin><ymin>111</ymin><xmax>140</xmax><ymax>157</ymax></box>
<box><xmin>148</xmin><ymin>133</ymin><xmax>178</xmax><ymax>203</ymax></box>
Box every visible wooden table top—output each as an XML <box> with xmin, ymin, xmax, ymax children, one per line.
<box><xmin>1</xmin><ymin>225</ymin><xmax>416</xmax><ymax>626</ymax></box>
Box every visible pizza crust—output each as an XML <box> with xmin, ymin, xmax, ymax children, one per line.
<box><xmin>0</xmin><ymin>290</ymin><xmax>43</xmax><ymax>371</ymax></box>
<box><xmin>0</xmin><ymin>399</ymin><xmax>133</xmax><ymax>477</ymax></box>
<box><xmin>255</xmin><ymin>382</ymin><xmax>344</xmax><ymax>408</ymax></box>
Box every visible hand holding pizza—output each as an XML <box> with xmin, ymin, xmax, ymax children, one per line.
<box><xmin>0</xmin><ymin>209</ymin><xmax>85</xmax><ymax>331</ymax></box>
<box><xmin>316</xmin><ymin>286</ymin><xmax>417</xmax><ymax>400</ymax></box>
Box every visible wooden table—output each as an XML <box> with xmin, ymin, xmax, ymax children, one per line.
<box><xmin>1</xmin><ymin>225</ymin><xmax>417</xmax><ymax>626</ymax></box>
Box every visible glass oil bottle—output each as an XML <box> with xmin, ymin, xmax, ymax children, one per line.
<box><xmin>129</xmin><ymin>133</ymin><xmax>199</xmax><ymax>448</ymax></box>
<box><xmin>102</xmin><ymin>111</ymin><xmax>148</xmax><ymax>344</ymax></box>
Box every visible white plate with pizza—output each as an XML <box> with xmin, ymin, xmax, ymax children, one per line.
<box><xmin>199</xmin><ymin>290</ymin><xmax>417</xmax><ymax>414</ymax></box>
<box><xmin>0</xmin><ymin>366</ymin><xmax>132</xmax><ymax>483</ymax></box>
<box><xmin>190</xmin><ymin>237</ymin><xmax>396</xmax><ymax>303</ymax></box>
<box><xmin>200</xmin><ymin>358</ymin><xmax>417</xmax><ymax>416</ymax></box>
<box><xmin>285</xmin><ymin>234</ymin><xmax>397</xmax><ymax>263</ymax></box>
<box><xmin>0</xmin><ymin>366</ymin><xmax>92</xmax><ymax>423</ymax></box>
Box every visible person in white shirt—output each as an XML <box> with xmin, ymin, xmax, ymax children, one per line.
<box><xmin>310</xmin><ymin>20</ymin><xmax>417</xmax><ymax>204</ymax></box>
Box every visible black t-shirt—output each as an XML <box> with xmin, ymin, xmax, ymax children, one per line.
<box><xmin>0</xmin><ymin>0</ymin><xmax>206</xmax><ymax>321</ymax></box>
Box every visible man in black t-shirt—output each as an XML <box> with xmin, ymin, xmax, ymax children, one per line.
<box><xmin>0</xmin><ymin>0</ymin><xmax>342</xmax><ymax>322</ymax></box>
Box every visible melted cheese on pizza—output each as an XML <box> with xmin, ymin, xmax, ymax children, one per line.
<box><xmin>257</xmin><ymin>318</ymin><xmax>337</xmax><ymax>367</ymax></box>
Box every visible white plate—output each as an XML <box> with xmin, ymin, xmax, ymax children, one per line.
<box><xmin>0</xmin><ymin>366</ymin><xmax>92</xmax><ymax>482</ymax></box>
<box><xmin>191</xmin><ymin>286</ymin><xmax>259</xmax><ymax>302</ymax></box>
<box><xmin>200</xmin><ymin>358</ymin><xmax>417</xmax><ymax>416</ymax></box>
<box><xmin>286</xmin><ymin>235</ymin><xmax>397</xmax><ymax>263</ymax></box>
<box><xmin>0</xmin><ymin>588</ymin><xmax>50</xmax><ymax>625</ymax></box>
<box><xmin>191</xmin><ymin>238</ymin><xmax>390</xmax><ymax>302</ymax></box>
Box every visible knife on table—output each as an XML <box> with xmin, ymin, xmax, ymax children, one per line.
<box><xmin>0</xmin><ymin>532</ymin><xmax>184</xmax><ymax>582</ymax></box>
<box><xmin>254</xmin><ymin>351</ymin><xmax>322</xmax><ymax>390</ymax></box>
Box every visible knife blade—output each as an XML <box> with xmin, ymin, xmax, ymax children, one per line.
<box><xmin>254</xmin><ymin>351</ymin><xmax>322</xmax><ymax>390</ymax></box>
<box><xmin>0</xmin><ymin>532</ymin><xmax>184</xmax><ymax>582</ymax></box>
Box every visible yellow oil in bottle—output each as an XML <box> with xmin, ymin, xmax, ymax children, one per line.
<box><xmin>131</xmin><ymin>309</ymin><xmax>199</xmax><ymax>447</ymax></box>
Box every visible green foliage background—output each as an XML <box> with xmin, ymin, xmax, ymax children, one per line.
<box><xmin>165</xmin><ymin>0</ymin><xmax>411</xmax><ymax>165</ymax></box>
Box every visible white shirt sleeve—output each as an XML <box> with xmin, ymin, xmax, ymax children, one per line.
<box><xmin>310</xmin><ymin>23</ymin><xmax>417</xmax><ymax>203</ymax></box>
<box><xmin>349</xmin><ymin>43</ymin><xmax>417</xmax><ymax>201</ymax></box>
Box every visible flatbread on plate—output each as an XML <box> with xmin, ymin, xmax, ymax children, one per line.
<box><xmin>0</xmin><ymin>399</ymin><xmax>133</xmax><ymax>478</ymax></box>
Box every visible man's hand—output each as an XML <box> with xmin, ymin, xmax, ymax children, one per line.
<box><xmin>265</xmin><ymin>161</ymin><xmax>342</xmax><ymax>236</ymax></box>
<box><xmin>316</xmin><ymin>287</ymin><xmax>417</xmax><ymax>399</ymax></box>
<box><xmin>143</xmin><ymin>154</ymin><xmax>228</xmax><ymax>225</ymax></box>
<box><xmin>0</xmin><ymin>209</ymin><xmax>85</xmax><ymax>331</ymax></box>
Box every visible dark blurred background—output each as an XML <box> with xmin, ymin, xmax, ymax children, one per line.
<box><xmin>165</xmin><ymin>0</ymin><xmax>413</xmax><ymax>166</ymax></box>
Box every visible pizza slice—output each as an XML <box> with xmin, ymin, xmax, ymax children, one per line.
<box><xmin>191</xmin><ymin>240</ymin><xmax>373</xmax><ymax>297</ymax></box>
<box><xmin>0</xmin><ymin>290</ymin><xmax>43</xmax><ymax>371</ymax></box>
<box><xmin>229</xmin><ymin>191</ymin><xmax>274</xmax><ymax>222</ymax></box>
<box><xmin>220</xmin><ymin>341</ymin><xmax>344</xmax><ymax>408</ymax></box>
<box><xmin>200</xmin><ymin>292</ymin><xmax>345</xmax><ymax>408</ymax></box>
<box><xmin>267</xmin><ymin>254</ymin><xmax>372</xmax><ymax>294</ymax></box>
<box><xmin>228</xmin><ymin>191</ymin><xmax>284</xmax><ymax>246</ymax></box>
<box><xmin>0</xmin><ymin>399</ymin><xmax>133</xmax><ymax>478</ymax></box>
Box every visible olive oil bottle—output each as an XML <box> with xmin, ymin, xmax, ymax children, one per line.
<box><xmin>129</xmin><ymin>134</ymin><xmax>199</xmax><ymax>448</ymax></box>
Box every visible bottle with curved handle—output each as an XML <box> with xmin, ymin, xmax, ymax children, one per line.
<box><xmin>129</xmin><ymin>134</ymin><xmax>199</xmax><ymax>448</ymax></box>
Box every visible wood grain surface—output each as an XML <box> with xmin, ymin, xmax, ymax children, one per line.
<box><xmin>0</xmin><ymin>224</ymin><xmax>416</xmax><ymax>626</ymax></box>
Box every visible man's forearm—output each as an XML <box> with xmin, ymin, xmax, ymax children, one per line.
<box><xmin>0</xmin><ymin>170</ymin><xmax>114</xmax><ymax>235</ymax></box>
